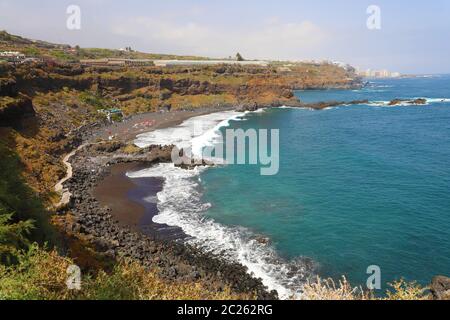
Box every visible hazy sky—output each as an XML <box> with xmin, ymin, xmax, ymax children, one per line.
<box><xmin>1</xmin><ymin>0</ymin><xmax>449</xmax><ymax>74</ymax></box>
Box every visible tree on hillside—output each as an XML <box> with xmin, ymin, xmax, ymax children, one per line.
<box><xmin>0</xmin><ymin>210</ymin><xmax>34</xmax><ymax>264</ymax></box>
<box><xmin>236</xmin><ymin>52</ymin><xmax>244</xmax><ymax>61</ymax></box>
<box><xmin>75</xmin><ymin>45</ymin><xmax>81</xmax><ymax>56</ymax></box>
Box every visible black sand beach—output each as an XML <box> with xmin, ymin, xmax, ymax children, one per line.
<box><xmin>94</xmin><ymin>162</ymin><xmax>186</xmax><ymax>241</ymax></box>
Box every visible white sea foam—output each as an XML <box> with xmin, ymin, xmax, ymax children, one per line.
<box><xmin>130</xmin><ymin>110</ymin><xmax>313</xmax><ymax>299</ymax></box>
<box><xmin>278</xmin><ymin>105</ymin><xmax>297</xmax><ymax>109</ymax></box>
<box><xmin>372</xmin><ymin>85</ymin><xmax>394</xmax><ymax>88</ymax></box>
<box><xmin>367</xmin><ymin>97</ymin><xmax>450</xmax><ymax>107</ymax></box>
<box><xmin>127</xmin><ymin>163</ymin><xmax>312</xmax><ymax>299</ymax></box>
<box><xmin>143</xmin><ymin>195</ymin><xmax>158</xmax><ymax>203</ymax></box>
<box><xmin>253</xmin><ymin>107</ymin><xmax>268</xmax><ymax>113</ymax></box>
<box><xmin>426</xmin><ymin>98</ymin><xmax>450</xmax><ymax>103</ymax></box>
<box><xmin>134</xmin><ymin>111</ymin><xmax>245</xmax><ymax>158</ymax></box>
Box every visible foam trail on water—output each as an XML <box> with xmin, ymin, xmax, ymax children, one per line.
<box><xmin>130</xmin><ymin>110</ymin><xmax>313</xmax><ymax>298</ymax></box>
<box><xmin>135</xmin><ymin>111</ymin><xmax>245</xmax><ymax>155</ymax></box>
<box><xmin>128</xmin><ymin>163</ymin><xmax>312</xmax><ymax>299</ymax></box>
<box><xmin>368</xmin><ymin>97</ymin><xmax>450</xmax><ymax>107</ymax></box>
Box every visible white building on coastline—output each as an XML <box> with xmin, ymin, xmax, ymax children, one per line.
<box><xmin>357</xmin><ymin>68</ymin><xmax>402</xmax><ymax>78</ymax></box>
<box><xmin>0</xmin><ymin>51</ymin><xmax>26</xmax><ymax>63</ymax></box>
<box><xmin>152</xmin><ymin>60</ymin><xmax>269</xmax><ymax>67</ymax></box>
<box><xmin>80</xmin><ymin>58</ymin><xmax>269</xmax><ymax>68</ymax></box>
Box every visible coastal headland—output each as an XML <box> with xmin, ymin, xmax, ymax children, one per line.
<box><xmin>2</xmin><ymin>31</ymin><xmax>448</xmax><ymax>300</ymax></box>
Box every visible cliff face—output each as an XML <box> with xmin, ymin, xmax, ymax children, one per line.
<box><xmin>1</xmin><ymin>62</ymin><xmax>362</xmax><ymax>113</ymax></box>
<box><xmin>0</xmin><ymin>77</ymin><xmax>18</xmax><ymax>96</ymax></box>
<box><xmin>0</xmin><ymin>94</ymin><xmax>35</xmax><ymax>128</ymax></box>
<box><xmin>0</xmin><ymin>59</ymin><xmax>362</xmax><ymax>200</ymax></box>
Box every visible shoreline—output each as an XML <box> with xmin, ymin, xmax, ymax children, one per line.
<box><xmin>60</xmin><ymin>97</ymin><xmax>421</xmax><ymax>298</ymax></box>
<box><xmin>62</xmin><ymin>106</ymin><xmax>279</xmax><ymax>299</ymax></box>
<box><xmin>93</xmin><ymin>162</ymin><xmax>186</xmax><ymax>241</ymax></box>
<box><xmin>90</xmin><ymin>105</ymin><xmax>234</xmax><ymax>143</ymax></box>
<box><xmin>58</xmin><ymin>100</ymin><xmax>381</xmax><ymax>299</ymax></box>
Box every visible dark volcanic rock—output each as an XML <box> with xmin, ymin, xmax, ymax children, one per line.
<box><xmin>388</xmin><ymin>99</ymin><xmax>404</xmax><ymax>106</ymax></box>
<box><xmin>0</xmin><ymin>94</ymin><xmax>36</xmax><ymax>128</ymax></box>
<box><xmin>62</xmin><ymin>140</ymin><xmax>277</xmax><ymax>300</ymax></box>
<box><xmin>430</xmin><ymin>276</ymin><xmax>450</xmax><ymax>300</ymax></box>
<box><xmin>388</xmin><ymin>98</ymin><xmax>427</xmax><ymax>106</ymax></box>
<box><xmin>0</xmin><ymin>77</ymin><xmax>18</xmax><ymax>97</ymax></box>
<box><xmin>411</xmin><ymin>98</ymin><xmax>427</xmax><ymax>105</ymax></box>
<box><xmin>281</xmin><ymin>89</ymin><xmax>294</xmax><ymax>99</ymax></box>
<box><xmin>287</xmin><ymin>99</ymin><xmax>369</xmax><ymax>110</ymax></box>
<box><xmin>159</xmin><ymin>90</ymin><xmax>172</xmax><ymax>101</ymax></box>
<box><xmin>236</xmin><ymin>102</ymin><xmax>259</xmax><ymax>112</ymax></box>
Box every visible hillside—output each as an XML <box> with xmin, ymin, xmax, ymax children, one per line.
<box><xmin>0</xmin><ymin>30</ymin><xmax>210</xmax><ymax>62</ymax></box>
<box><xmin>1</xmin><ymin>32</ymin><xmax>400</xmax><ymax>301</ymax></box>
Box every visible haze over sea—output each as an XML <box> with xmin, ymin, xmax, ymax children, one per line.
<box><xmin>132</xmin><ymin>75</ymin><xmax>450</xmax><ymax>297</ymax></box>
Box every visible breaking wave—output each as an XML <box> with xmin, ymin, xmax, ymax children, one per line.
<box><xmin>368</xmin><ymin>97</ymin><xmax>450</xmax><ymax>107</ymax></box>
<box><xmin>130</xmin><ymin>111</ymin><xmax>315</xmax><ymax>298</ymax></box>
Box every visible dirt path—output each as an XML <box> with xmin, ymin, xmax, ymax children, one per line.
<box><xmin>54</xmin><ymin>143</ymin><xmax>88</xmax><ymax>209</ymax></box>
<box><xmin>54</xmin><ymin>107</ymin><xmax>233</xmax><ymax>209</ymax></box>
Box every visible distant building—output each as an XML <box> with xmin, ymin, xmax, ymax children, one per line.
<box><xmin>277</xmin><ymin>66</ymin><xmax>292</xmax><ymax>73</ymax></box>
<box><xmin>357</xmin><ymin>68</ymin><xmax>402</xmax><ymax>78</ymax></box>
<box><xmin>331</xmin><ymin>61</ymin><xmax>356</xmax><ymax>72</ymax></box>
<box><xmin>23</xmin><ymin>57</ymin><xmax>43</xmax><ymax>64</ymax></box>
<box><xmin>80</xmin><ymin>58</ymin><xmax>268</xmax><ymax>68</ymax></box>
<box><xmin>98</xmin><ymin>108</ymin><xmax>124</xmax><ymax>123</ymax></box>
<box><xmin>80</xmin><ymin>58</ymin><xmax>154</xmax><ymax>67</ymax></box>
<box><xmin>80</xmin><ymin>58</ymin><xmax>109</xmax><ymax>66</ymax></box>
<box><xmin>0</xmin><ymin>51</ymin><xmax>25</xmax><ymax>63</ymax></box>
<box><xmin>152</xmin><ymin>60</ymin><xmax>269</xmax><ymax>67</ymax></box>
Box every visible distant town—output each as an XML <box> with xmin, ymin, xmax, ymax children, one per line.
<box><xmin>356</xmin><ymin>68</ymin><xmax>402</xmax><ymax>79</ymax></box>
<box><xmin>0</xmin><ymin>48</ymin><xmax>269</xmax><ymax>68</ymax></box>
<box><xmin>0</xmin><ymin>48</ymin><xmax>403</xmax><ymax>80</ymax></box>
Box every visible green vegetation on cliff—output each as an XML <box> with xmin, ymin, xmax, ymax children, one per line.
<box><xmin>0</xmin><ymin>140</ymin><xmax>56</xmax><ymax>250</ymax></box>
<box><xmin>0</xmin><ymin>137</ymin><xmax>256</xmax><ymax>300</ymax></box>
<box><xmin>0</xmin><ymin>245</ymin><xmax>253</xmax><ymax>300</ymax></box>
<box><xmin>0</xmin><ymin>30</ymin><xmax>209</xmax><ymax>62</ymax></box>
<box><xmin>1</xmin><ymin>32</ymin><xmax>433</xmax><ymax>301</ymax></box>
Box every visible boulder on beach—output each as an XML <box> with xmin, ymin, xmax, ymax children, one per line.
<box><xmin>235</xmin><ymin>102</ymin><xmax>259</xmax><ymax>112</ymax></box>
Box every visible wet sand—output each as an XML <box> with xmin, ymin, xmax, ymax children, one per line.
<box><xmin>94</xmin><ymin>162</ymin><xmax>186</xmax><ymax>240</ymax></box>
<box><xmin>91</xmin><ymin>106</ymin><xmax>233</xmax><ymax>143</ymax></box>
<box><xmin>91</xmin><ymin>107</ymin><xmax>233</xmax><ymax>240</ymax></box>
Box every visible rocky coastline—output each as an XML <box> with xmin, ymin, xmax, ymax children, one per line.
<box><xmin>56</xmin><ymin>99</ymin><xmax>366</xmax><ymax>299</ymax></box>
<box><xmin>56</xmin><ymin>99</ymin><xmax>450</xmax><ymax>300</ymax></box>
<box><xmin>60</xmin><ymin>139</ymin><xmax>278</xmax><ymax>299</ymax></box>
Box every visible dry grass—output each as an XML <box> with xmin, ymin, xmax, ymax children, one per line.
<box><xmin>301</xmin><ymin>276</ymin><xmax>431</xmax><ymax>301</ymax></box>
<box><xmin>301</xmin><ymin>276</ymin><xmax>371</xmax><ymax>300</ymax></box>
<box><xmin>0</xmin><ymin>245</ymin><xmax>255</xmax><ymax>300</ymax></box>
<box><xmin>121</xmin><ymin>143</ymin><xmax>141</xmax><ymax>154</ymax></box>
<box><xmin>384</xmin><ymin>279</ymin><xmax>431</xmax><ymax>300</ymax></box>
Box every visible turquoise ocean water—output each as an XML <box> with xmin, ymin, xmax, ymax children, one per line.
<box><xmin>200</xmin><ymin>76</ymin><xmax>450</xmax><ymax>290</ymax></box>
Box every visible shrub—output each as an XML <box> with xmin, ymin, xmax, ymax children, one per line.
<box><xmin>0</xmin><ymin>245</ymin><xmax>254</xmax><ymax>300</ymax></box>
<box><xmin>0</xmin><ymin>210</ymin><xmax>34</xmax><ymax>264</ymax></box>
<box><xmin>0</xmin><ymin>141</ymin><xmax>56</xmax><ymax>246</ymax></box>
<box><xmin>384</xmin><ymin>279</ymin><xmax>430</xmax><ymax>300</ymax></box>
<box><xmin>301</xmin><ymin>276</ymin><xmax>370</xmax><ymax>300</ymax></box>
<box><xmin>301</xmin><ymin>276</ymin><xmax>431</xmax><ymax>300</ymax></box>
<box><xmin>79</xmin><ymin>91</ymin><xmax>111</xmax><ymax>110</ymax></box>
